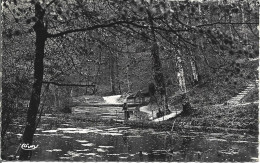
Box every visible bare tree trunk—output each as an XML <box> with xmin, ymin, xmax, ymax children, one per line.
<box><xmin>126</xmin><ymin>64</ymin><xmax>130</xmax><ymax>92</ymax></box>
<box><xmin>19</xmin><ymin>3</ymin><xmax>47</xmax><ymax>160</ymax></box>
<box><xmin>109</xmin><ymin>49</ymin><xmax>116</xmax><ymax>94</ymax></box>
<box><xmin>57</xmin><ymin>88</ymin><xmax>61</xmax><ymax>107</ymax></box>
<box><xmin>70</xmin><ymin>87</ymin><xmax>73</xmax><ymax>97</ymax></box>
<box><xmin>53</xmin><ymin>86</ymin><xmax>57</xmax><ymax>107</ymax></box>
<box><xmin>116</xmin><ymin>52</ymin><xmax>121</xmax><ymax>94</ymax></box>
<box><xmin>176</xmin><ymin>54</ymin><xmax>187</xmax><ymax>93</ymax></box>
<box><xmin>190</xmin><ymin>56</ymin><xmax>199</xmax><ymax>84</ymax></box>
<box><xmin>147</xmin><ymin>10</ymin><xmax>169</xmax><ymax>114</ymax></box>
<box><xmin>126</xmin><ymin>44</ymin><xmax>131</xmax><ymax>93</ymax></box>
<box><xmin>176</xmin><ymin>52</ymin><xmax>192</xmax><ymax>115</ymax></box>
<box><xmin>93</xmin><ymin>51</ymin><xmax>102</xmax><ymax>94</ymax></box>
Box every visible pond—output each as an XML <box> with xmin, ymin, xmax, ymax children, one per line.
<box><xmin>4</xmin><ymin>110</ymin><xmax>258</xmax><ymax>162</ymax></box>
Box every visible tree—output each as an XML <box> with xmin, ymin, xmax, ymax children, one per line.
<box><xmin>1</xmin><ymin>0</ymin><xmax>153</xmax><ymax>160</ymax></box>
<box><xmin>2</xmin><ymin>0</ymin><xmax>258</xmax><ymax>160</ymax></box>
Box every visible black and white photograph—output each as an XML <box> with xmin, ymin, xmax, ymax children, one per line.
<box><xmin>1</xmin><ymin>0</ymin><xmax>259</xmax><ymax>161</ymax></box>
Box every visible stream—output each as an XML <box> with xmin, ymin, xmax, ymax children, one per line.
<box><xmin>4</xmin><ymin>107</ymin><xmax>258</xmax><ymax>162</ymax></box>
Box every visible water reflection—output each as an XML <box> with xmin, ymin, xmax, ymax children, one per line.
<box><xmin>3</xmin><ymin>121</ymin><xmax>258</xmax><ymax>162</ymax></box>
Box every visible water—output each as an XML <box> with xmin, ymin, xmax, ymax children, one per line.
<box><xmin>4</xmin><ymin>112</ymin><xmax>258</xmax><ymax>162</ymax></box>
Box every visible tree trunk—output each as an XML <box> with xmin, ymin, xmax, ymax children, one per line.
<box><xmin>147</xmin><ymin>10</ymin><xmax>169</xmax><ymax>114</ymax></box>
<box><xmin>181</xmin><ymin>93</ymin><xmax>192</xmax><ymax>115</ymax></box>
<box><xmin>176</xmin><ymin>53</ymin><xmax>192</xmax><ymax>115</ymax></box>
<box><xmin>57</xmin><ymin>88</ymin><xmax>61</xmax><ymax>107</ymax></box>
<box><xmin>176</xmin><ymin>55</ymin><xmax>187</xmax><ymax>93</ymax></box>
<box><xmin>19</xmin><ymin>3</ymin><xmax>46</xmax><ymax>160</ymax></box>
<box><xmin>109</xmin><ymin>49</ymin><xmax>116</xmax><ymax>94</ymax></box>
<box><xmin>126</xmin><ymin>46</ymin><xmax>131</xmax><ymax>93</ymax></box>
<box><xmin>126</xmin><ymin>65</ymin><xmax>130</xmax><ymax>92</ymax></box>
<box><xmin>116</xmin><ymin>52</ymin><xmax>121</xmax><ymax>94</ymax></box>
<box><xmin>151</xmin><ymin>43</ymin><xmax>169</xmax><ymax>113</ymax></box>
<box><xmin>190</xmin><ymin>56</ymin><xmax>199</xmax><ymax>84</ymax></box>
<box><xmin>53</xmin><ymin>86</ymin><xmax>57</xmax><ymax>107</ymax></box>
<box><xmin>70</xmin><ymin>87</ymin><xmax>73</xmax><ymax>97</ymax></box>
<box><xmin>93</xmin><ymin>51</ymin><xmax>102</xmax><ymax>94</ymax></box>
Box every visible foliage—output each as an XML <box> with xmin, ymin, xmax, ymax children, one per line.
<box><xmin>2</xmin><ymin>0</ymin><xmax>258</xmax><ymax>94</ymax></box>
<box><xmin>2</xmin><ymin>48</ymin><xmax>31</xmax><ymax>149</ymax></box>
<box><xmin>241</xmin><ymin>88</ymin><xmax>259</xmax><ymax>103</ymax></box>
<box><xmin>176</xmin><ymin>103</ymin><xmax>258</xmax><ymax>131</ymax></box>
<box><xmin>1</xmin><ymin>0</ymin><xmax>259</xmax><ymax>160</ymax></box>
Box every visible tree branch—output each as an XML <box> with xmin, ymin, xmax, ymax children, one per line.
<box><xmin>46</xmin><ymin>0</ymin><xmax>57</xmax><ymax>8</ymax></box>
<box><xmin>196</xmin><ymin>22</ymin><xmax>258</xmax><ymax>28</ymax></box>
<box><xmin>42</xmin><ymin>81</ymin><xmax>95</xmax><ymax>87</ymax></box>
<box><xmin>47</xmin><ymin>20</ymin><xmax>135</xmax><ymax>38</ymax></box>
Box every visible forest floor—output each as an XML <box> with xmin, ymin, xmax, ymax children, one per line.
<box><xmin>123</xmin><ymin>103</ymin><xmax>258</xmax><ymax>134</ymax></box>
<box><xmin>68</xmin><ymin>81</ymin><xmax>258</xmax><ymax>135</ymax></box>
<box><xmin>67</xmin><ymin>102</ymin><xmax>258</xmax><ymax>135</ymax></box>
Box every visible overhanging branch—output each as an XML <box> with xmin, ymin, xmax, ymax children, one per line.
<box><xmin>42</xmin><ymin>81</ymin><xmax>95</xmax><ymax>87</ymax></box>
<box><xmin>197</xmin><ymin>22</ymin><xmax>258</xmax><ymax>28</ymax></box>
<box><xmin>47</xmin><ymin>20</ymin><xmax>135</xmax><ymax>38</ymax></box>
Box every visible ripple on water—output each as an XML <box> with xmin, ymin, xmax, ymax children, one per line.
<box><xmin>61</xmin><ymin>136</ymin><xmax>73</xmax><ymax>139</ymax></box>
<box><xmin>57</xmin><ymin>128</ymin><xmax>79</xmax><ymax>131</ymax></box>
<box><xmin>36</xmin><ymin>128</ymin><xmax>43</xmax><ymax>130</ymax></box>
<box><xmin>78</xmin><ymin>130</ymin><xmax>93</xmax><ymax>134</ymax></box>
<box><xmin>126</xmin><ymin>135</ymin><xmax>142</xmax><ymax>138</ymax></box>
<box><xmin>61</xmin><ymin>128</ymin><xmax>103</xmax><ymax>134</ymax></box>
<box><xmin>81</xmin><ymin>143</ymin><xmax>95</xmax><ymax>147</ymax></box>
<box><xmin>105</xmin><ymin>128</ymin><xmax>118</xmax><ymax>131</ymax></box>
<box><xmin>117</xmin><ymin>127</ymin><xmax>131</xmax><ymax>130</ymax></box>
<box><xmin>209</xmin><ymin>133</ymin><xmax>224</xmax><ymax>136</ymax></box>
<box><xmin>42</xmin><ymin>130</ymin><xmax>57</xmax><ymax>133</ymax></box>
<box><xmin>83</xmin><ymin>153</ymin><xmax>96</xmax><ymax>156</ymax></box>
<box><xmin>63</xmin><ymin>130</ymin><xmax>79</xmax><ymax>134</ymax></box>
<box><xmin>110</xmin><ymin>133</ymin><xmax>123</xmax><ymax>136</ymax></box>
<box><xmin>60</xmin><ymin>124</ymin><xmax>71</xmax><ymax>126</ymax></box>
<box><xmin>207</xmin><ymin>138</ymin><xmax>227</xmax><ymax>142</ymax></box>
<box><xmin>107</xmin><ymin>154</ymin><xmax>120</xmax><ymax>156</ymax></box>
<box><xmin>99</xmin><ymin>132</ymin><xmax>123</xmax><ymax>136</ymax></box>
<box><xmin>59</xmin><ymin>157</ymin><xmax>72</xmax><ymax>160</ymax></box>
<box><xmin>53</xmin><ymin>149</ymin><xmax>62</xmax><ymax>152</ymax></box>
<box><xmin>67</xmin><ymin>151</ymin><xmax>82</xmax><ymax>157</ymax></box>
<box><xmin>171</xmin><ymin>151</ymin><xmax>181</xmax><ymax>155</ymax></box>
<box><xmin>75</xmin><ymin>149</ymin><xmax>90</xmax><ymax>152</ymax></box>
<box><xmin>46</xmin><ymin>149</ymin><xmax>62</xmax><ymax>152</ymax></box>
<box><xmin>180</xmin><ymin>135</ymin><xmax>196</xmax><ymax>138</ymax></box>
<box><xmin>76</xmin><ymin>140</ymin><xmax>89</xmax><ymax>143</ymax></box>
<box><xmin>99</xmin><ymin>132</ymin><xmax>111</xmax><ymax>135</ymax></box>
<box><xmin>108</xmin><ymin>130</ymin><xmax>119</xmax><ymax>133</ymax></box>
<box><xmin>98</xmin><ymin>146</ymin><xmax>114</xmax><ymax>149</ymax></box>
<box><xmin>39</xmin><ymin>133</ymin><xmax>63</xmax><ymax>136</ymax></box>
<box><xmin>96</xmin><ymin>154</ymin><xmax>102</xmax><ymax>158</ymax></box>
<box><xmin>232</xmin><ymin>140</ymin><xmax>249</xmax><ymax>143</ymax></box>
<box><xmin>96</xmin><ymin>148</ymin><xmax>108</xmax><ymax>153</ymax></box>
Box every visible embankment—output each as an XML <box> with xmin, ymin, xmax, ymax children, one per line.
<box><xmin>125</xmin><ymin>103</ymin><xmax>258</xmax><ymax>134</ymax></box>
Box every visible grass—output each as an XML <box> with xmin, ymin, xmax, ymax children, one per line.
<box><xmin>174</xmin><ymin>103</ymin><xmax>258</xmax><ymax>132</ymax></box>
<box><xmin>187</xmin><ymin>79</ymin><xmax>247</xmax><ymax>106</ymax></box>
<box><xmin>241</xmin><ymin>88</ymin><xmax>259</xmax><ymax>103</ymax></box>
<box><xmin>123</xmin><ymin>103</ymin><xmax>258</xmax><ymax>135</ymax></box>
